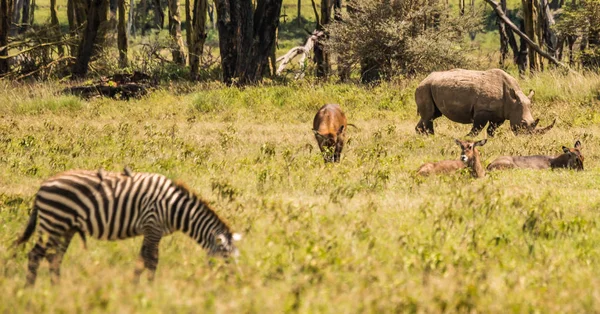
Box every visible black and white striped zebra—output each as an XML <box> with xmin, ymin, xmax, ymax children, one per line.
<box><xmin>14</xmin><ymin>169</ymin><xmax>241</xmax><ymax>285</ymax></box>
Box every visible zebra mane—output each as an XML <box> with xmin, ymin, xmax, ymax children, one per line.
<box><xmin>171</xmin><ymin>179</ymin><xmax>232</xmax><ymax>232</ymax></box>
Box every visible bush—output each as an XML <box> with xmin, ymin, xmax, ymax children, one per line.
<box><xmin>326</xmin><ymin>0</ymin><xmax>483</xmax><ymax>81</ymax></box>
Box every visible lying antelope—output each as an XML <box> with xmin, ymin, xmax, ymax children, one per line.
<box><xmin>417</xmin><ymin>139</ymin><xmax>488</xmax><ymax>178</ymax></box>
<box><xmin>313</xmin><ymin>104</ymin><xmax>348</xmax><ymax>163</ymax></box>
<box><xmin>487</xmin><ymin>140</ymin><xmax>583</xmax><ymax>171</ymax></box>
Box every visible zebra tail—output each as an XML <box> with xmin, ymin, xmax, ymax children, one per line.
<box><xmin>13</xmin><ymin>205</ymin><xmax>38</xmax><ymax>247</ymax></box>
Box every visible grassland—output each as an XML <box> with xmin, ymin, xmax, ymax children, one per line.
<box><xmin>0</xmin><ymin>71</ymin><xmax>600</xmax><ymax>312</ymax></box>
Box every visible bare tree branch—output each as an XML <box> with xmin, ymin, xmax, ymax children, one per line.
<box><xmin>483</xmin><ymin>0</ymin><xmax>569</xmax><ymax>70</ymax></box>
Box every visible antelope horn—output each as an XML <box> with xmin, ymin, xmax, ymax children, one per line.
<box><xmin>532</xmin><ymin>119</ymin><xmax>556</xmax><ymax>135</ymax></box>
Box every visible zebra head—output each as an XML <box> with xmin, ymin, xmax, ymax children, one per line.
<box><xmin>209</xmin><ymin>232</ymin><xmax>242</xmax><ymax>259</ymax></box>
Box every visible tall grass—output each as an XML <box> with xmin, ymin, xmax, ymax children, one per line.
<box><xmin>1</xmin><ymin>71</ymin><xmax>600</xmax><ymax>312</ymax></box>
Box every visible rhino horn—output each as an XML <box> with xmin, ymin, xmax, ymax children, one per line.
<box><xmin>532</xmin><ymin>119</ymin><xmax>556</xmax><ymax>135</ymax></box>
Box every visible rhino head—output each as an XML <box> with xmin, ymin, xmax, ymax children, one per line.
<box><xmin>509</xmin><ymin>90</ymin><xmax>555</xmax><ymax>135</ymax></box>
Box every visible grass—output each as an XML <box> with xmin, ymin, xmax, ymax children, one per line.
<box><xmin>1</xmin><ymin>71</ymin><xmax>600</xmax><ymax>312</ymax></box>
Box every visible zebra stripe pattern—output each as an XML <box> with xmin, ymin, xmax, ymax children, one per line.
<box><xmin>14</xmin><ymin>169</ymin><xmax>240</xmax><ymax>285</ymax></box>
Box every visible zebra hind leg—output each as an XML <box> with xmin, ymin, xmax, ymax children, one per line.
<box><xmin>46</xmin><ymin>231</ymin><xmax>76</xmax><ymax>285</ymax></box>
<box><xmin>26</xmin><ymin>242</ymin><xmax>47</xmax><ymax>286</ymax></box>
<box><xmin>133</xmin><ymin>233</ymin><xmax>161</xmax><ymax>283</ymax></box>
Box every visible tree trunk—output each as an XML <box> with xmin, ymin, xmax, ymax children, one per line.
<box><xmin>168</xmin><ymin>0</ymin><xmax>186</xmax><ymax>64</ymax></box>
<box><xmin>75</xmin><ymin>0</ymin><xmax>87</xmax><ymax>26</ymax></box>
<box><xmin>110</xmin><ymin>0</ymin><xmax>117</xmax><ymax>19</ymax></box>
<box><xmin>334</xmin><ymin>0</ymin><xmax>348</xmax><ymax>81</ymax></box>
<box><xmin>522</xmin><ymin>0</ymin><xmax>542</xmax><ymax>72</ymax></box>
<box><xmin>238</xmin><ymin>0</ymin><xmax>282</xmax><ymax>84</ymax></box>
<box><xmin>497</xmin><ymin>0</ymin><xmax>509</xmax><ymax>66</ymax></box>
<box><xmin>0</xmin><ymin>0</ymin><xmax>11</xmax><ymax>75</ymax></box>
<box><xmin>314</xmin><ymin>0</ymin><xmax>331</xmax><ymax>78</ymax></box>
<box><xmin>153</xmin><ymin>0</ymin><xmax>164</xmax><ymax>28</ymax></box>
<box><xmin>73</xmin><ymin>0</ymin><xmax>108</xmax><ymax>78</ymax></box>
<box><xmin>207</xmin><ymin>0</ymin><xmax>214</xmax><ymax>28</ymax></box>
<box><xmin>517</xmin><ymin>19</ymin><xmax>528</xmax><ymax>76</ymax></box>
<box><xmin>539</xmin><ymin>0</ymin><xmax>557</xmax><ymax>58</ymax></box>
<box><xmin>234</xmin><ymin>0</ymin><xmax>254</xmax><ymax>79</ymax></box>
<box><xmin>297</xmin><ymin>0</ymin><xmax>301</xmax><ymax>26</ymax></box>
<box><xmin>49</xmin><ymin>0</ymin><xmax>65</xmax><ymax>56</ymax></box>
<box><xmin>215</xmin><ymin>0</ymin><xmax>236</xmax><ymax>84</ymax></box>
<box><xmin>215</xmin><ymin>0</ymin><xmax>282</xmax><ymax>85</ymax></box>
<box><xmin>189</xmin><ymin>0</ymin><xmax>208</xmax><ymax>78</ymax></box>
<box><xmin>20</xmin><ymin>0</ymin><xmax>29</xmax><ymax>32</ymax></box>
<box><xmin>127</xmin><ymin>0</ymin><xmax>135</xmax><ymax>36</ymax></box>
<box><xmin>11</xmin><ymin>0</ymin><xmax>22</xmax><ymax>35</ymax></box>
<box><xmin>118</xmin><ymin>0</ymin><xmax>128</xmax><ymax>68</ymax></box>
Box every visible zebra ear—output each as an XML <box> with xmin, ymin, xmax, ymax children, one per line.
<box><xmin>232</xmin><ymin>233</ymin><xmax>242</xmax><ymax>241</ymax></box>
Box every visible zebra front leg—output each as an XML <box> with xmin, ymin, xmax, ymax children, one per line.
<box><xmin>47</xmin><ymin>231</ymin><xmax>75</xmax><ymax>285</ymax></box>
<box><xmin>133</xmin><ymin>233</ymin><xmax>161</xmax><ymax>283</ymax></box>
<box><xmin>26</xmin><ymin>242</ymin><xmax>47</xmax><ymax>286</ymax></box>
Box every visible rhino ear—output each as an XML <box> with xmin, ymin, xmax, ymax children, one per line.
<box><xmin>528</xmin><ymin>89</ymin><xmax>535</xmax><ymax>101</ymax></box>
<box><xmin>575</xmin><ymin>140</ymin><xmax>582</xmax><ymax>149</ymax></box>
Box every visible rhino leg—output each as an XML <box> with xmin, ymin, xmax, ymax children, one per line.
<box><xmin>486</xmin><ymin>120</ymin><xmax>505</xmax><ymax>137</ymax></box>
<box><xmin>416</xmin><ymin>119</ymin><xmax>435</xmax><ymax>135</ymax></box>
<box><xmin>467</xmin><ymin>118</ymin><xmax>487</xmax><ymax>137</ymax></box>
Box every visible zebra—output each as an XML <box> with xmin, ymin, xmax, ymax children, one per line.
<box><xmin>14</xmin><ymin>169</ymin><xmax>241</xmax><ymax>285</ymax></box>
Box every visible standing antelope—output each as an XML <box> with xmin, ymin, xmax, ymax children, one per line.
<box><xmin>313</xmin><ymin>104</ymin><xmax>348</xmax><ymax>163</ymax></box>
<box><xmin>14</xmin><ymin>170</ymin><xmax>241</xmax><ymax>285</ymax></box>
<box><xmin>487</xmin><ymin>140</ymin><xmax>583</xmax><ymax>171</ymax></box>
<box><xmin>417</xmin><ymin>139</ymin><xmax>488</xmax><ymax>178</ymax></box>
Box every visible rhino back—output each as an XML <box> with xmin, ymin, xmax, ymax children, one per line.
<box><xmin>428</xmin><ymin>69</ymin><xmax>510</xmax><ymax>124</ymax></box>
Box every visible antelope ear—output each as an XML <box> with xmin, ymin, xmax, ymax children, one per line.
<box><xmin>313</xmin><ymin>130</ymin><xmax>325</xmax><ymax>140</ymax></box>
<box><xmin>337</xmin><ymin>125</ymin><xmax>345</xmax><ymax>135</ymax></box>
<box><xmin>454</xmin><ymin>139</ymin><xmax>461</xmax><ymax>146</ymax></box>
<box><xmin>475</xmin><ymin>139</ymin><xmax>487</xmax><ymax>147</ymax></box>
<box><xmin>574</xmin><ymin>140</ymin><xmax>582</xmax><ymax>149</ymax></box>
<box><xmin>232</xmin><ymin>233</ymin><xmax>242</xmax><ymax>241</ymax></box>
<box><xmin>562</xmin><ymin>146</ymin><xmax>569</xmax><ymax>153</ymax></box>
<box><xmin>528</xmin><ymin>89</ymin><xmax>535</xmax><ymax>100</ymax></box>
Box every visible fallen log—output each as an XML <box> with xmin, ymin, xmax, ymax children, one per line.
<box><xmin>66</xmin><ymin>83</ymin><xmax>149</xmax><ymax>100</ymax></box>
<box><xmin>276</xmin><ymin>30</ymin><xmax>323</xmax><ymax>79</ymax></box>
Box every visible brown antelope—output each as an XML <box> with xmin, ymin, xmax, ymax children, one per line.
<box><xmin>313</xmin><ymin>104</ymin><xmax>348</xmax><ymax>163</ymax></box>
<box><xmin>487</xmin><ymin>140</ymin><xmax>583</xmax><ymax>171</ymax></box>
<box><xmin>417</xmin><ymin>139</ymin><xmax>488</xmax><ymax>178</ymax></box>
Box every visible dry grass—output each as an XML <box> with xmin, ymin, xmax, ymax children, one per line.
<box><xmin>1</xmin><ymin>71</ymin><xmax>600</xmax><ymax>312</ymax></box>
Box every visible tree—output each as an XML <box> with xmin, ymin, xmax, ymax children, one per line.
<box><xmin>314</xmin><ymin>0</ymin><xmax>331</xmax><ymax>78</ymax></box>
<box><xmin>522</xmin><ymin>0</ymin><xmax>543</xmax><ymax>71</ymax></box>
<box><xmin>188</xmin><ymin>0</ymin><xmax>208</xmax><ymax>79</ymax></box>
<box><xmin>167</xmin><ymin>0</ymin><xmax>186</xmax><ymax>65</ymax></box>
<box><xmin>215</xmin><ymin>0</ymin><xmax>283</xmax><ymax>85</ymax></box>
<box><xmin>118</xmin><ymin>0</ymin><xmax>128</xmax><ymax>68</ymax></box>
<box><xmin>73</xmin><ymin>0</ymin><xmax>109</xmax><ymax>78</ymax></box>
<box><xmin>0</xmin><ymin>0</ymin><xmax>12</xmax><ymax>75</ymax></box>
<box><xmin>555</xmin><ymin>0</ymin><xmax>600</xmax><ymax>69</ymax></box>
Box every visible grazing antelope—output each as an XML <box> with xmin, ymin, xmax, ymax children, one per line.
<box><xmin>417</xmin><ymin>139</ymin><xmax>488</xmax><ymax>178</ymax></box>
<box><xmin>14</xmin><ymin>170</ymin><xmax>241</xmax><ymax>286</ymax></box>
<box><xmin>487</xmin><ymin>140</ymin><xmax>583</xmax><ymax>171</ymax></box>
<box><xmin>313</xmin><ymin>104</ymin><xmax>348</xmax><ymax>163</ymax></box>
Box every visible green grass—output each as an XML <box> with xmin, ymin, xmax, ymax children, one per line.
<box><xmin>1</xmin><ymin>71</ymin><xmax>600</xmax><ymax>312</ymax></box>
